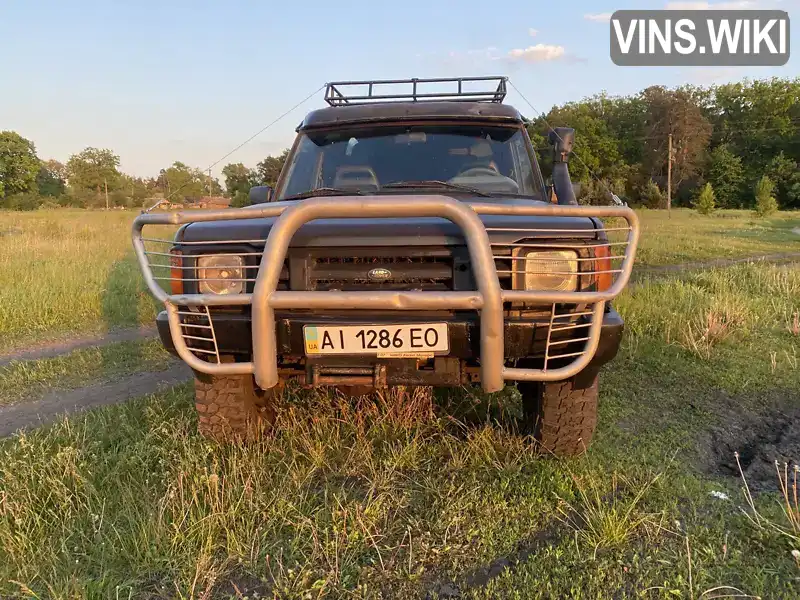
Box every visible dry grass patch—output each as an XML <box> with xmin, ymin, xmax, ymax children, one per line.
<box><xmin>680</xmin><ymin>306</ymin><xmax>747</xmax><ymax>360</ymax></box>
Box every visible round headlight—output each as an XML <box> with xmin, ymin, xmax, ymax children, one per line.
<box><xmin>197</xmin><ymin>255</ymin><xmax>245</xmax><ymax>295</ymax></box>
<box><xmin>523</xmin><ymin>250</ymin><xmax>578</xmax><ymax>291</ymax></box>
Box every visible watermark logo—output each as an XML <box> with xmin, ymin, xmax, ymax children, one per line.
<box><xmin>610</xmin><ymin>10</ymin><xmax>790</xmax><ymax>66</ymax></box>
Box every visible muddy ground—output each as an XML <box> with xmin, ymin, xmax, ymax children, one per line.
<box><xmin>701</xmin><ymin>388</ymin><xmax>800</xmax><ymax>491</ymax></box>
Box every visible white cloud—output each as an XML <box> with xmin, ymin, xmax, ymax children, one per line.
<box><xmin>584</xmin><ymin>13</ymin><xmax>612</xmax><ymax>22</ymax></box>
<box><xmin>665</xmin><ymin>1</ymin><xmax>755</xmax><ymax>8</ymax></box>
<box><xmin>528</xmin><ymin>28</ymin><xmax>539</xmax><ymax>37</ymax></box>
<box><xmin>507</xmin><ymin>44</ymin><xmax>566</xmax><ymax>62</ymax></box>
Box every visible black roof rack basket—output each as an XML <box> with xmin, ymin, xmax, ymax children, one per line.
<box><xmin>324</xmin><ymin>76</ymin><xmax>507</xmax><ymax>106</ymax></box>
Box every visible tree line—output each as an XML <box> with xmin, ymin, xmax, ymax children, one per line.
<box><xmin>0</xmin><ymin>135</ymin><xmax>224</xmax><ymax>210</ymax></box>
<box><xmin>528</xmin><ymin>77</ymin><xmax>799</xmax><ymax>210</ymax></box>
<box><xmin>2</xmin><ymin>77</ymin><xmax>797</xmax><ymax>212</ymax></box>
<box><xmin>0</xmin><ymin>135</ymin><xmax>287</xmax><ymax>211</ymax></box>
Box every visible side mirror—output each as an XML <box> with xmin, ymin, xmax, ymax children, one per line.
<box><xmin>249</xmin><ymin>185</ymin><xmax>273</xmax><ymax>205</ymax></box>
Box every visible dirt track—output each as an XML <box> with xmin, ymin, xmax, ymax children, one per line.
<box><xmin>0</xmin><ymin>364</ymin><xmax>191</xmax><ymax>437</ymax></box>
<box><xmin>633</xmin><ymin>251</ymin><xmax>800</xmax><ymax>279</ymax></box>
<box><xmin>0</xmin><ymin>326</ymin><xmax>157</xmax><ymax>368</ymax></box>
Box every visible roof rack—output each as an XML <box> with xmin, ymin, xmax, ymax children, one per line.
<box><xmin>324</xmin><ymin>76</ymin><xmax>508</xmax><ymax>106</ymax></box>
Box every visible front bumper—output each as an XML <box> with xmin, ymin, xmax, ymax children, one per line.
<box><xmin>133</xmin><ymin>196</ymin><xmax>639</xmax><ymax>392</ymax></box>
<box><xmin>156</xmin><ymin>308</ymin><xmax>624</xmax><ymax>387</ymax></box>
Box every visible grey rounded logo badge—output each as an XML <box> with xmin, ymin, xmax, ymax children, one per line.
<box><xmin>368</xmin><ymin>267</ymin><xmax>392</xmax><ymax>281</ymax></box>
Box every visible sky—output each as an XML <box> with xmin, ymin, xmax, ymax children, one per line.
<box><xmin>1</xmin><ymin>0</ymin><xmax>798</xmax><ymax>180</ymax></box>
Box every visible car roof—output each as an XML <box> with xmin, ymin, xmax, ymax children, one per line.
<box><xmin>299</xmin><ymin>101</ymin><xmax>524</xmax><ymax>130</ymax></box>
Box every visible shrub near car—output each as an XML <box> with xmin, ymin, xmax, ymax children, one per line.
<box><xmin>133</xmin><ymin>77</ymin><xmax>639</xmax><ymax>456</ymax></box>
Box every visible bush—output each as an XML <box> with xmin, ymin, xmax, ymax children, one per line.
<box><xmin>707</xmin><ymin>145</ymin><xmax>744</xmax><ymax>208</ymax></box>
<box><xmin>638</xmin><ymin>180</ymin><xmax>665</xmax><ymax>209</ymax></box>
<box><xmin>1</xmin><ymin>192</ymin><xmax>42</xmax><ymax>211</ymax></box>
<box><xmin>110</xmin><ymin>190</ymin><xmax>130</xmax><ymax>208</ymax></box>
<box><xmin>694</xmin><ymin>183</ymin><xmax>716</xmax><ymax>215</ymax></box>
<box><xmin>753</xmin><ymin>175</ymin><xmax>778</xmax><ymax>218</ymax></box>
<box><xmin>576</xmin><ymin>177</ymin><xmax>630</xmax><ymax>206</ymax></box>
<box><xmin>230</xmin><ymin>190</ymin><xmax>250</xmax><ymax>208</ymax></box>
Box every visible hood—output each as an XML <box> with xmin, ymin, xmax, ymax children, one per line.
<box><xmin>179</xmin><ymin>197</ymin><xmax>598</xmax><ymax>247</ymax></box>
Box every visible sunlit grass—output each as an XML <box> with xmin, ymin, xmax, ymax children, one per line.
<box><xmin>0</xmin><ymin>209</ymin><xmax>167</xmax><ymax>351</ymax></box>
<box><xmin>0</xmin><ymin>209</ymin><xmax>799</xmax><ymax>597</ymax></box>
<box><xmin>633</xmin><ymin>208</ymin><xmax>800</xmax><ymax>267</ymax></box>
<box><xmin>1</xmin><ymin>262</ymin><xmax>798</xmax><ymax>597</ymax></box>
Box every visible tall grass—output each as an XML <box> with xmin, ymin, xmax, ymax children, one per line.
<box><xmin>0</xmin><ymin>386</ymin><xmax>568</xmax><ymax>598</ymax></box>
<box><xmin>0</xmin><ymin>210</ymin><xmax>165</xmax><ymax>349</ymax></box>
<box><xmin>1</xmin><ymin>260</ymin><xmax>799</xmax><ymax>595</ymax></box>
<box><xmin>617</xmin><ymin>263</ymin><xmax>800</xmax><ymax>361</ymax></box>
<box><xmin>1</xmin><ymin>208</ymin><xmax>798</xmax><ymax>352</ymax></box>
<box><xmin>0</xmin><ymin>206</ymin><xmax>796</xmax><ymax>353</ymax></box>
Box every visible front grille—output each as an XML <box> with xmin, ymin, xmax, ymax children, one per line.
<box><xmin>309</xmin><ymin>249</ymin><xmax>454</xmax><ymax>291</ymax></box>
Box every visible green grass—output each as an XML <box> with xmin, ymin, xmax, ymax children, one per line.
<box><xmin>633</xmin><ymin>208</ymin><xmax>800</xmax><ymax>267</ymax></box>
<box><xmin>1</xmin><ymin>262</ymin><xmax>798</xmax><ymax>598</ymax></box>
<box><xmin>0</xmin><ymin>339</ymin><xmax>175</xmax><ymax>406</ymax></box>
<box><xmin>0</xmin><ymin>209</ymin><xmax>169</xmax><ymax>351</ymax></box>
<box><xmin>1</xmin><ymin>208</ymin><xmax>798</xmax><ymax>351</ymax></box>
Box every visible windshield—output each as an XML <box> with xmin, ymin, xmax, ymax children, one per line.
<box><xmin>276</xmin><ymin>124</ymin><xmax>543</xmax><ymax>200</ymax></box>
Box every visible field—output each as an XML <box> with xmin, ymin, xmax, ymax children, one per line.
<box><xmin>2</xmin><ymin>208</ymin><xmax>799</xmax><ymax>353</ymax></box>
<box><xmin>0</xmin><ymin>208</ymin><xmax>799</xmax><ymax>598</ymax></box>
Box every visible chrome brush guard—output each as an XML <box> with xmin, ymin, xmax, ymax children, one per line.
<box><xmin>133</xmin><ymin>196</ymin><xmax>639</xmax><ymax>393</ymax></box>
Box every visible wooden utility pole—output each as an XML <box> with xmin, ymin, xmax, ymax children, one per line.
<box><xmin>104</xmin><ymin>178</ymin><xmax>109</xmax><ymax>210</ymax></box>
<box><xmin>666</xmin><ymin>133</ymin><xmax>673</xmax><ymax>218</ymax></box>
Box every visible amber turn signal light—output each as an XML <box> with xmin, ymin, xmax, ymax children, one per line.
<box><xmin>169</xmin><ymin>249</ymin><xmax>183</xmax><ymax>295</ymax></box>
<box><xmin>593</xmin><ymin>245</ymin><xmax>613</xmax><ymax>292</ymax></box>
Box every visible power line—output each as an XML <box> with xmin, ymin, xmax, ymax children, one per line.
<box><xmin>532</xmin><ymin>120</ymin><xmax>800</xmax><ymax>155</ymax></box>
<box><xmin>508</xmin><ymin>79</ymin><xmax>622</xmax><ymax>205</ymax></box>
<box><xmin>144</xmin><ymin>84</ymin><xmax>325</xmax><ymax>213</ymax></box>
<box><xmin>529</xmin><ymin>117</ymin><xmax>800</xmax><ymax>145</ymax></box>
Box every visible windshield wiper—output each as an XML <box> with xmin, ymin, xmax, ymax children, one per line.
<box><xmin>379</xmin><ymin>180</ymin><xmax>492</xmax><ymax>198</ymax></box>
<box><xmin>282</xmin><ymin>187</ymin><xmax>365</xmax><ymax>201</ymax></box>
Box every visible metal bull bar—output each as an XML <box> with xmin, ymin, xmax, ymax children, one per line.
<box><xmin>132</xmin><ymin>196</ymin><xmax>640</xmax><ymax>393</ymax></box>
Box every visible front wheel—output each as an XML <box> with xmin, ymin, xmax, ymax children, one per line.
<box><xmin>194</xmin><ymin>372</ymin><xmax>278</xmax><ymax>442</ymax></box>
<box><xmin>518</xmin><ymin>377</ymin><xmax>598</xmax><ymax>457</ymax></box>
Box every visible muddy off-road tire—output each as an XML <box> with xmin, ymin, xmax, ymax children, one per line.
<box><xmin>518</xmin><ymin>377</ymin><xmax>599</xmax><ymax>457</ymax></box>
<box><xmin>194</xmin><ymin>372</ymin><xmax>278</xmax><ymax>442</ymax></box>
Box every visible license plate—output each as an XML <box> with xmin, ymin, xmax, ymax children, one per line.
<box><xmin>303</xmin><ymin>323</ymin><xmax>449</xmax><ymax>357</ymax></box>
